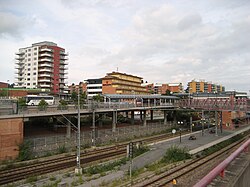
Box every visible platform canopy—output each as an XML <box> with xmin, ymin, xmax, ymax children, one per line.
<box><xmin>102</xmin><ymin>94</ymin><xmax>179</xmax><ymax>100</ymax></box>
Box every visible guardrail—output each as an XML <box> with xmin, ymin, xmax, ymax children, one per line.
<box><xmin>194</xmin><ymin>138</ymin><xmax>250</xmax><ymax>187</ymax></box>
<box><xmin>15</xmin><ymin>102</ymin><xmax>176</xmax><ymax>115</ymax></box>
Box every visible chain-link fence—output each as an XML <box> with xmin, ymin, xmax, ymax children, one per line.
<box><xmin>25</xmin><ymin>122</ymin><xmax>172</xmax><ymax>157</ymax></box>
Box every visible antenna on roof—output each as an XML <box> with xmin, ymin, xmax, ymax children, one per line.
<box><xmin>116</xmin><ymin>67</ymin><xmax>119</xmax><ymax>72</ymax></box>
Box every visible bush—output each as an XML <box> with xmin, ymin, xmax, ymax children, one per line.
<box><xmin>57</xmin><ymin>99</ymin><xmax>68</xmax><ymax>110</ymax></box>
<box><xmin>38</xmin><ymin>99</ymin><xmax>48</xmax><ymax>111</ymax></box>
<box><xmin>161</xmin><ymin>145</ymin><xmax>191</xmax><ymax>163</ymax></box>
<box><xmin>18</xmin><ymin>140</ymin><xmax>33</xmax><ymax>161</ymax></box>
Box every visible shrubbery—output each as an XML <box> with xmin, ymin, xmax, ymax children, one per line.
<box><xmin>161</xmin><ymin>145</ymin><xmax>191</xmax><ymax>163</ymax></box>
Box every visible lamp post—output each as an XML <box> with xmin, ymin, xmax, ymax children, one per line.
<box><xmin>189</xmin><ymin>87</ymin><xmax>192</xmax><ymax>107</ymax></box>
<box><xmin>75</xmin><ymin>89</ymin><xmax>82</xmax><ymax>174</ymax></box>
<box><xmin>201</xmin><ymin>110</ymin><xmax>205</xmax><ymax>136</ymax></box>
<box><xmin>178</xmin><ymin>121</ymin><xmax>183</xmax><ymax>143</ymax></box>
<box><xmin>7</xmin><ymin>80</ymin><xmax>9</xmax><ymax>98</ymax></box>
<box><xmin>214</xmin><ymin>91</ymin><xmax>218</xmax><ymax>136</ymax></box>
<box><xmin>132</xmin><ymin>90</ymin><xmax>135</xmax><ymax>107</ymax></box>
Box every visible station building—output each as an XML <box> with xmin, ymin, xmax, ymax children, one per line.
<box><xmin>102</xmin><ymin>71</ymin><xmax>148</xmax><ymax>95</ymax></box>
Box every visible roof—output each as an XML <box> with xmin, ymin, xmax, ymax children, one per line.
<box><xmin>102</xmin><ymin>94</ymin><xmax>179</xmax><ymax>99</ymax></box>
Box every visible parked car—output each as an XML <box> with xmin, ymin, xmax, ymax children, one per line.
<box><xmin>189</xmin><ymin>135</ymin><xmax>196</xmax><ymax>140</ymax></box>
<box><xmin>209</xmin><ymin>129</ymin><xmax>215</xmax><ymax>134</ymax></box>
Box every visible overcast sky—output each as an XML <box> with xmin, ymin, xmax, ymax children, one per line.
<box><xmin>0</xmin><ymin>0</ymin><xmax>250</xmax><ymax>92</ymax></box>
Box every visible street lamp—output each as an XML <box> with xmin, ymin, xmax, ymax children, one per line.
<box><xmin>178</xmin><ymin>121</ymin><xmax>183</xmax><ymax>143</ymax></box>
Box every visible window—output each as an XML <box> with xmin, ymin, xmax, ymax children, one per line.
<box><xmin>28</xmin><ymin>49</ymin><xmax>31</xmax><ymax>51</ymax></box>
<box><xmin>27</xmin><ymin>83</ymin><xmax>30</xmax><ymax>85</ymax></box>
<box><xmin>28</xmin><ymin>63</ymin><xmax>31</xmax><ymax>66</ymax></box>
<box><xmin>28</xmin><ymin>58</ymin><xmax>31</xmax><ymax>61</ymax></box>
<box><xmin>27</xmin><ymin>78</ymin><xmax>30</xmax><ymax>81</ymax></box>
<box><xmin>27</xmin><ymin>73</ymin><xmax>30</xmax><ymax>76</ymax></box>
<box><xmin>27</xmin><ymin>68</ymin><xmax>30</xmax><ymax>71</ymax></box>
<box><xmin>33</xmin><ymin>72</ymin><xmax>36</xmax><ymax>75</ymax></box>
<box><xmin>34</xmin><ymin>52</ymin><xmax>37</xmax><ymax>55</ymax></box>
<box><xmin>33</xmin><ymin>83</ymin><xmax>36</xmax><ymax>85</ymax></box>
<box><xmin>34</xmin><ymin>48</ymin><xmax>37</xmax><ymax>51</ymax></box>
<box><xmin>34</xmin><ymin>57</ymin><xmax>37</xmax><ymax>60</ymax></box>
<box><xmin>28</xmin><ymin>53</ymin><xmax>31</xmax><ymax>56</ymax></box>
<box><xmin>33</xmin><ymin>68</ymin><xmax>36</xmax><ymax>70</ymax></box>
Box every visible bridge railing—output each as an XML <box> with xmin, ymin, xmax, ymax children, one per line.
<box><xmin>14</xmin><ymin>101</ymin><xmax>176</xmax><ymax>115</ymax></box>
<box><xmin>194</xmin><ymin>139</ymin><xmax>250</xmax><ymax>187</ymax></box>
<box><xmin>179</xmin><ymin>98</ymin><xmax>249</xmax><ymax>111</ymax></box>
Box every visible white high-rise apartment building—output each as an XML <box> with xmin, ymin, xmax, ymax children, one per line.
<box><xmin>15</xmin><ymin>41</ymin><xmax>68</xmax><ymax>94</ymax></box>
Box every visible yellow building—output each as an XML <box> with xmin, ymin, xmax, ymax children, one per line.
<box><xmin>102</xmin><ymin>71</ymin><xmax>148</xmax><ymax>95</ymax></box>
<box><xmin>188</xmin><ymin>79</ymin><xmax>225</xmax><ymax>93</ymax></box>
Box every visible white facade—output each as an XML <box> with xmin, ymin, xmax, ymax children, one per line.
<box><xmin>15</xmin><ymin>41</ymin><xmax>68</xmax><ymax>94</ymax></box>
<box><xmin>86</xmin><ymin>79</ymin><xmax>102</xmax><ymax>97</ymax></box>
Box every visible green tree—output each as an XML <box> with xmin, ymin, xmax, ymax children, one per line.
<box><xmin>18</xmin><ymin>97</ymin><xmax>27</xmax><ymax>107</ymax></box>
<box><xmin>38</xmin><ymin>99</ymin><xmax>48</xmax><ymax>110</ymax></box>
<box><xmin>92</xmin><ymin>94</ymin><xmax>104</xmax><ymax>102</ymax></box>
<box><xmin>58</xmin><ymin>99</ymin><xmax>68</xmax><ymax>110</ymax></box>
<box><xmin>163</xmin><ymin>89</ymin><xmax>171</xmax><ymax>96</ymax></box>
<box><xmin>71</xmin><ymin>91</ymin><xmax>77</xmax><ymax>103</ymax></box>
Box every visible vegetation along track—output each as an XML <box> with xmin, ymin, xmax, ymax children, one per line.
<box><xmin>0</xmin><ymin>130</ymin><xmax>184</xmax><ymax>185</ymax></box>
<box><xmin>135</xmin><ymin>137</ymin><xmax>248</xmax><ymax>187</ymax></box>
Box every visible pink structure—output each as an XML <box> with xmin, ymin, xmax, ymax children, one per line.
<box><xmin>194</xmin><ymin>139</ymin><xmax>250</xmax><ymax>187</ymax></box>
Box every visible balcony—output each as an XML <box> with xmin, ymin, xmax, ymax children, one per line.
<box><xmin>38</xmin><ymin>73</ymin><xmax>52</xmax><ymax>77</ymax></box>
<box><xmin>60</xmin><ymin>56</ymin><xmax>69</xmax><ymax>60</ymax></box>
<box><xmin>15</xmin><ymin>65</ymin><xmax>24</xmax><ymax>70</ymax></box>
<box><xmin>59</xmin><ymin>76</ymin><xmax>68</xmax><ymax>79</ymax></box>
<box><xmin>39</xmin><ymin>84</ymin><xmax>51</xmax><ymax>88</ymax></box>
<box><xmin>59</xmin><ymin>66</ymin><xmax>68</xmax><ymax>70</ymax></box>
<box><xmin>38</xmin><ymin>78</ymin><xmax>51</xmax><ymax>83</ymax></box>
<box><xmin>39</xmin><ymin>53</ymin><xmax>53</xmax><ymax>58</ymax></box>
<box><xmin>15</xmin><ymin>51</ymin><xmax>25</xmax><ymax>55</ymax></box>
<box><xmin>60</xmin><ymin>60</ymin><xmax>69</xmax><ymax>65</ymax></box>
<box><xmin>39</xmin><ymin>58</ymin><xmax>53</xmax><ymax>62</ymax></box>
<box><xmin>59</xmin><ymin>71</ymin><xmax>68</xmax><ymax>75</ymax></box>
<box><xmin>15</xmin><ymin>56</ymin><xmax>25</xmax><ymax>60</ymax></box>
<box><xmin>38</xmin><ymin>63</ymin><xmax>53</xmax><ymax>68</ymax></box>
<box><xmin>38</xmin><ymin>68</ymin><xmax>52</xmax><ymax>72</ymax></box>
<box><xmin>60</xmin><ymin>51</ymin><xmax>68</xmax><ymax>56</ymax></box>
<box><xmin>40</xmin><ymin>48</ymin><xmax>53</xmax><ymax>52</ymax></box>
<box><xmin>15</xmin><ymin>61</ymin><xmax>25</xmax><ymax>65</ymax></box>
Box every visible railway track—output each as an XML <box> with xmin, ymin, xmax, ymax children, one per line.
<box><xmin>134</xmin><ymin>137</ymin><xmax>247</xmax><ymax>187</ymax></box>
<box><xmin>0</xmin><ymin>130</ymin><xmax>184</xmax><ymax>185</ymax></box>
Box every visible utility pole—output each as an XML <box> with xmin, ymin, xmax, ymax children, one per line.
<box><xmin>92</xmin><ymin>109</ymin><xmax>96</xmax><ymax>147</ymax></box>
<box><xmin>75</xmin><ymin>90</ymin><xmax>82</xmax><ymax>174</ymax></box>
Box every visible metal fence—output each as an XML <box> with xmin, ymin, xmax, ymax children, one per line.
<box><xmin>25</xmin><ymin>122</ymin><xmax>172</xmax><ymax>157</ymax></box>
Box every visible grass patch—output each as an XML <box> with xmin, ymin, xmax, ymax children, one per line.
<box><xmin>83</xmin><ymin>158</ymin><xmax>127</xmax><ymax>175</ymax></box>
<box><xmin>161</xmin><ymin>145</ymin><xmax>191</xmax><ymax>163</ymax></box>
<box><xmin>26</xmin><ymin>175</ymin><xmax>38</xmax><ymax>183</ymax></box>
<box><xmin>201</xmin><ymin>133</ymin><xmax>244</xmax><ymax>156</ymax></box>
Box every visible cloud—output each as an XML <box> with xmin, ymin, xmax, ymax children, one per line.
<box><xmin>0</xmin><ymin>0</ymin><xmax>250</xmax><ymax>92</ymax></box>
<box><xmin>0</xmin><ymin>12</ymin><xmax>23</xmax><ymax>37</ymax></box>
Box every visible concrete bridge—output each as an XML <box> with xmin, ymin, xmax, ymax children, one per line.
<box><xmin>0</xmin><ymin>98</ymin><xmax>249</xmax><ymax>160</ymax></box>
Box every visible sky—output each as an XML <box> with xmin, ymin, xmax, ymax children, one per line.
<box><xmin>0</xmin><ymin>0</ymin><xmax>250</xmax><ymax>92</ymax></box>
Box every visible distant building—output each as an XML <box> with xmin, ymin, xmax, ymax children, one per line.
<box><xmin>142</xmin><ymin>82</ymin><xmax>183</xmax><ymax>94</ymax></box>
<box><xmin>188</xmin><ymin>79</ymin><xmax>225</xmax><ymax>93</ymax></box>
<box><xmin>69</xmin><ymin>82</ymin><xmax>87</xmax><ymax>94</ymax></box>
<box><xmin>15</xmin><ymin>41</ymin><xmax>69</xmax><ymax>95</ymax></box>
<box><xmin>85</xmin><ymin>79</ymin><xmax>102</xmax><ymax>97</ymax></box>
<box><xmin>102</xmin><ymin>71</ymin><xmax>148</xmax><ymax>95</ymax></box>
